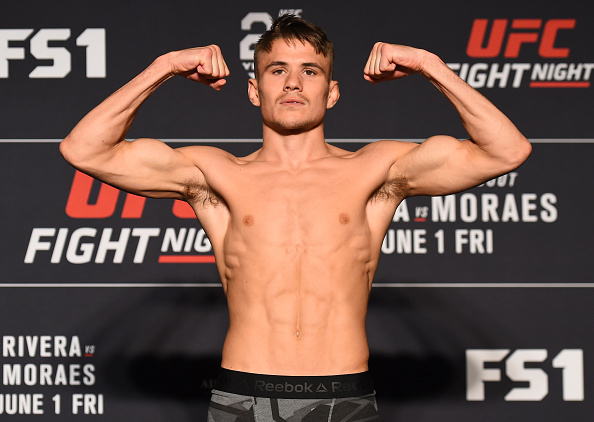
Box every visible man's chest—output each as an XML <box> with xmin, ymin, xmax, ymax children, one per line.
<box><xmin>228</xmin><ymin>175</ymin><xmax>367</xmax><ymax>238</ymax></box>
<box><xmin>195</xmin><ymin>157</ymin><xmax>402</xmax><ymax>247</ymax></box>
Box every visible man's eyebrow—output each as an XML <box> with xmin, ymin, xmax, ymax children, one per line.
<box><xmin>302</xmin><ymin>62</ymin><xmax>326</xmax><ymax>73</ymax></box>
<box><xmin>264</xmin><ymin>61</ymin><xmax>287</xmax><ymax>70</ymax></box>
<box><xmin>264</xmin><ymin>61</ymin><xmax>326</xmax><ymax>73</ymax></box>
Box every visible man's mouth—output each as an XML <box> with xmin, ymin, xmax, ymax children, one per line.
<box><xmin>280</xmin><ymin>97</ymin><xmax>306</xmax><ymax>105</ymax></box>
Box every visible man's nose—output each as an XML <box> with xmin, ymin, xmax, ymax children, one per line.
<box><xmin>284</xmin><ymin>72</ymin><xmax>302</xmax><ymax>91</ymax></box>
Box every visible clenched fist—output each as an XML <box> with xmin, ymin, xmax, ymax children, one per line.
<box><xmin>363</xmin><ymin>42</ymin><xmax>427</xmax><ymax>83</ymax></box>
<box><xmin>169</xmin><ymin>45</ymin><xmax>230</xmax><ymax>90</ymax></box>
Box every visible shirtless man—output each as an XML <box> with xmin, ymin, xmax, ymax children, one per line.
<box><xmin>60</xmin><ymin>15</ymin><xmax>531</xmax><ymax>422</ymax></box>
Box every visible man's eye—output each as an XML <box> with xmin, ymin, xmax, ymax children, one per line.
<box><xmin>272</xmin><ymin>69</ymin><xmax>285</xmax><ymax>74</ymax></box>
<box><xmin>304</xmin><ymin>69</ymin><xmax>316</xmax><ymax>75</ymax></box>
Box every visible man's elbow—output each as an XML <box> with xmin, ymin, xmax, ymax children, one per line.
<box><xmin>59</xmin><ymin>136</ymin><xmax>76</xmax><ymax>165</ymax></box>
<box><xmin>60</xmin><ymin>135</ymin><xmax>89</xmax><ymax>169</ymax></box>
<box><xmin>508</xmin><ymin>135</ymin><xmax>532</xmax><ymax>169</ymax></box>
<box><xmin>493</xmin><ymin>134</ymin><xmax>531</xmax><ymax>172</ymax></box>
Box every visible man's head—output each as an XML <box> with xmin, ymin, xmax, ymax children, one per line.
<box><xmin>248</xmin><ymin>15</ymin><xmax>339</xmax><ymax>135</ymax></box>
<box><xmin>254</xmin><ymin>14</ymin><xmax>334</xmax><ymax>80</ymax></box>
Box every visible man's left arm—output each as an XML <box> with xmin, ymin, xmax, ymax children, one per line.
<box><xmin>364</xmin><ymin>43</ymin><xmax>532</xmax><ymax>196</ymax></box>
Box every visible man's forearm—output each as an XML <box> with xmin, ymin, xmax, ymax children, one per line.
<box><xmin>419</xmin><ymin>51</ymin><xmax>531</xmax><ymax>166</ymax></box>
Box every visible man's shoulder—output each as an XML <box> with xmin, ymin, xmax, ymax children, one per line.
<box><xmin>359</xmin><ymin>139</ymin><xmax>419</xmax><ymax>153</ymax></box>
<box><xmin>175</xmin><ymin>144</ymin><xmax>256</xmax><ymax>167</ymax></box>
<box><xmin>349</xmin><ymin>140</ymin><xmax>419</xmax><ymax>166</ymax></box>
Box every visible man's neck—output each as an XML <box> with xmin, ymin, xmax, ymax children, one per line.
<box><xmin>258</xmin><ymin>124</ymin><xmax>331</xmax><ymax>167</ymax></box>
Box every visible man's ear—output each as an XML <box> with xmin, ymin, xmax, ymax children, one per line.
<box><xmin>248</xmin><ymin>78</ymin><xmax>260</xmax><ymax>107</ymax></box>
<box><xmin>326</xmin><ymin>80</ymin><xmax>340</xmax><ymax>109</ymax></box>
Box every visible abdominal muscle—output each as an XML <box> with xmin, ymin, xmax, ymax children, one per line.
<box><xmin>218</xmin><ymin>221</ymin><xmax>375</xmax><ymax>376</ymax></box>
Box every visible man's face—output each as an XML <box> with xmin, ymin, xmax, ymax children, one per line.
<box><xmin>248</xmin><ymin>39</ymin><xmax>339</xmax><ymax>134</ymax></box>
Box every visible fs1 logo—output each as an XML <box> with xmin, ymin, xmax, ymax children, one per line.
<box><xmin>0</xmin><ymin>28</ymin><xmax>106</xmax><ymax>78</ymax></box>
<box><xmin>466</xmin><ymin>349</ymin><xmax>584</xmax><ymax>401</ymax></box>
<box><xmin>240</xmin><ymin>9</ymin><xmax>303</xmax><ymax>78</ymax></box>
<box><xmin>448</xmin><ymin>19</ymin><xmax>593</xmax><ymax>88</ymax></box>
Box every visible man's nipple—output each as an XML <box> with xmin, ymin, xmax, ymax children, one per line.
<box><xmin>339</xmin><ymin>213</ymin><xmax>350</xmax><ymax>225</ymax></box>
<box><xmin>243</xmin><ymin>215</ymin><xmax>254</xmax><ymax>226</ymax></box>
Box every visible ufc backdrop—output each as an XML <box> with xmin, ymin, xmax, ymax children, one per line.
<box><xmin>0</xmin><ymin>0</ymin><xmax>592</xmax><ymax>420</ymax></box>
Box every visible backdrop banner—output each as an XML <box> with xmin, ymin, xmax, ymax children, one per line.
<box><xmin>1</xmin><ymin>0</ymin><xmax>592</xmax><ymax>420</ymax></box>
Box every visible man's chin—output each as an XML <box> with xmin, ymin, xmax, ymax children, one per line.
<box><xmin>266</xmin><ymin>119</ymin><xmax>320</xmax><ymax>135</ymax></box>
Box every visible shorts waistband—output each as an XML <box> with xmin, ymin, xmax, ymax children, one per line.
<box><xmin>214</xmin><ymin>368</ymin><xmax>374</xmax><ymax>399</ymax></box>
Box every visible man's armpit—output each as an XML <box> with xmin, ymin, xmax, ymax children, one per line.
<box><xmin>368</xmin><ymin>175</ymin><xmax>410</xmax><ymax>203</ymax></box>
<box><xmin>185</xmin><ymin>182</ymin><xmax>226</xmax><ymax>209</ymax></box>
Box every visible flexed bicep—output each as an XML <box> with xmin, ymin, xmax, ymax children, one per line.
<box><xmin>105</xmin><ymin>139</ymin><xmax>207</xmax><ymax>198</ymax></box>
<box><xmin>364</xmin><ymin>44</ymin><xmax>530</xmax><ymax>196</ymax></box>
<box><xmin>64</xmin><ymin>137</ymin><xmax>206</xmax><ymax>199</ymax></box>
<box><xmin>61</xmin><ymin>45</ymin><xmax>232</xmax><ymax>200</ymax></box>
<box><xmin>396</xmin><ymin>135</ymin><xmax>512</xmax><ymax>197</ymax></box>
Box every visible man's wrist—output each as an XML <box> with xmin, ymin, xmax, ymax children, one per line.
<box><xmin>152</xmin><ymin>52</ymin><xmax>177</xmax><ymax>78</ymax></box>
<box><xmin>140</xmin><ymin>52</ymin><xmax>177</xmax><ymax>88</ymax></box>
<box><xmin>417</xmin><ymin>50</ymin><xmax>444</xmax><ymax>79</ymax></box>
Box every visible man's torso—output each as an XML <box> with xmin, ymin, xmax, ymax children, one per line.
<box><xmin>183</xmin><ymin>141</ymin><xmax>408</xmax><ymax>375</ymax></box>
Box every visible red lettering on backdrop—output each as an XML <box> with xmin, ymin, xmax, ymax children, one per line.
<box><xmin>66</xmin><ymin>171</ymin><xmax>196</xmax><ymax>218</ymax></box>
<box><xmin>467</xmin><ymin>19</ymin><xmax>508</xmax><ymax>58</ymax></box>
<box><xmin>504</xmin><ymin>19</ymin><xmax>541</xmax><ymax>58</ymax></box>
<box><xmin>172</xmin><ymin>200</ymin><xmax>196</xmax><ymax>218</ymax></box>
<box><xmin>539</xmin><ymin>19</ymin><xmax>575</xmax><ymax>58</ymax></box>
<box><xmin>66</xmin><ymin>171</ymin><xmax>147</xmax><ymax>218</ymax></box>
<box><xmin>466</xmin><ymin>18</ymin><xmax>575</xmax><ymax>58</ymax></box>
<box><xmin>66</xmin><ymin>171</ymin><xmax>119</xmax><ymax>218</ymax></box>
<box><xmin>120</xmin><ymin>194</ymin><xmax>146</xmax><ymax>218</ymax></box>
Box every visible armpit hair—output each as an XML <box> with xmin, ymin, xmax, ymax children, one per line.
<box><xmin>184</xmin><ymin>182</ymin><xmax>226</xmax><ymax>208</ymax></box>
<box><xmin>368</xmin><ymin>175</ymin><xmax>411</xmax><ymax>203</ymax></box>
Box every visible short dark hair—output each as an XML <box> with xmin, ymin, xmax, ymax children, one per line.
<box><xmin>254</xmin><ymin>14</ymin><xmax>334</xmax><ymax>79</ymax></box>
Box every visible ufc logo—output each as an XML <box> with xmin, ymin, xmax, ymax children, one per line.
<box><xmin>466</xmin><ymin>349</ymin><xmax>584</xmax><ymax>401</ymax></box>
<box><xmin>65</xmin><ymin>171</ymin><xmax>194</xmax><ymax>219</ymax></box>
<box><xmin>467</xmin><ymin>19</ymin><xmax>576</xmax><ymax>58</ymax></box>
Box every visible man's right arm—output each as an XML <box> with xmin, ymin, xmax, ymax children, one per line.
<box><xmin>60</xmin><ymin>45</ymin><xmax>229</xmax><ymax>199</ymax></box>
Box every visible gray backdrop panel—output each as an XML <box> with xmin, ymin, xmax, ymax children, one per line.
<box><xmin>1</xmin><ymin>0</ymin><xmax>592</xmax><ymax>420</ymax></box>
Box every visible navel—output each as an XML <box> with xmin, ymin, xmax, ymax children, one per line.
<box><xmin>339</xmin><ymin>213</ymin><xmax>350</xmax><ymax>225</ymax></box>
<box><xmin>243</xmin><ymin>215</ymin><xmax>254</xmax><ymax>226</ymax></box>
